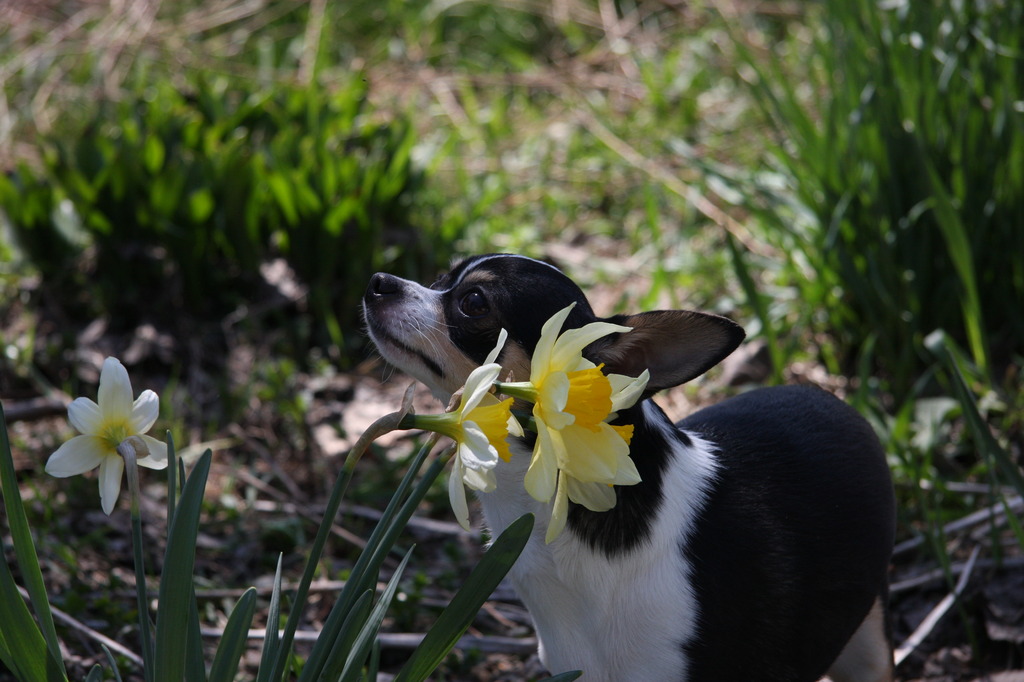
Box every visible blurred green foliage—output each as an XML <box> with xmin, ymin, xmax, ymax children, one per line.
<box><xmin>1</xmin><ymin>74</ymin><xmax>453</xmax><ymax>357</ymax></box>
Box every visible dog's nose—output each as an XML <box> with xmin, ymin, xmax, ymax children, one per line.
<box><xmin>367</xmin><ymin>272</ymin><xmax>401</xmax><ymax>297</ymax></box>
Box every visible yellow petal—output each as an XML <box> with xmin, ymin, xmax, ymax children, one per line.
<box><xmin>465</xmin><ymin>397</ymin><xmax>515</xmax><ymax>461</ymax></box>
<box><xmin>524</xmin><ymin>422</ymin><xmax>561</xmax><ymax>502</ymax></box>
<box><xmin>545</xmin><ymin>472</ymin><xmax>570</xmax><ymax>543</ymax></box>
<box><xmin>608</xmin><ymin>369</ymin><xmax>650</xmax><ymax>412</ymax></box>
<box><xmin>530</xmin><ymin>304</ymin><xmax>575</xmax><ymax>384</ymax></box>
<box><xmin>610</xmin><ymin>423</ymin><xmax>635</xmax><ymax>446</ymax></box>
<box><xmin>550</xmin><ymin>321</ymin><xmax>631</xmax><ymax>371</ymax></box>
<box><xmin>564</xmin><ymin>366</ymin><xmax>613</xmax><ymax>431</ymax></box>
<box><xmin>557</xmin><ymin>422</ymin><xmax>626</xmax><ymax>482</ymax></box>
<box><xmin>536</xmin><ymin>372</ymin><xmax>573</xmax><ymax>430</ymax></box>
<box><xmin>566</xmin><ymin>476</ymin><xmax>617</xmax><ymax>511</ymax></box>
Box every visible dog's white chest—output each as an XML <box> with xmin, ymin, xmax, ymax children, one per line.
<box><xmin>475</xmin><ymin>407</ymin><xmax>716</xmax><ymax>681</ymax></box>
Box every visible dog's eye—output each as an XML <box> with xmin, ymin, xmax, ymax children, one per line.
<box><xmin>459</xmin><ymin>290</ymin><xmax>490</xmax><ymax>318</ymax></box>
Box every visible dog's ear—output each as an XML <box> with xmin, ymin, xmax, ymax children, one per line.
<box><xmin>590</xmin><ymin>310</ymin><xmax>745</xmax><ymax>392</ymax></box>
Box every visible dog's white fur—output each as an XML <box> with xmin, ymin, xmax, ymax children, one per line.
<box><xmin>478</xmin><ymin>400</ymin><xmax>717</xmax><ymax>679</ymax></box>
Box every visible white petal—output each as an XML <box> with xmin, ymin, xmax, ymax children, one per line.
<box><xmin>136</xmin><ymin>436</ymin><xmax>169</xmax><ymax>470</ymax></box>
<box><xmin>458</xmin><ymin>424</ymin><xmax>499</xmax><ymax>470</ymax></box>
<box><xmin>531</xmin><ymin>304</ymin><xmax>575</xmax><ymax>383</ymax></box>
<box><xmin>98</xmin><ymin>455</ymin><xmax>125</xmax><ymax>515</ymax></box>
<box><xmin>98</xmin><ymin>357</ymin><xmax>134</xmax><ymax>422</ymax></box>
<box><xmin>45</xmin><ymin>436</ymin><xmax>107</xmax><ymax>477</ymax></box>
<box><xmin>545</xmin><ymin>473</ymin><xmax>569</xmax><ymax>544</ymax></box>
<box><xmin>461</xmin><ymin>462</ymin><xmax>496</xmax><ymax>492</ymax></box>
<box><xmin>524</xmin><ymin>424</ymin><xmax>560</xmax><ymax>502</ymax></box>
<box><xmin>460</xmin><ymin>364</ymin><xmax>502</xmax><ymax>414</ymax></box>
<box><xmin>130</xmin><ymin>390</ymin><xmax>160</xmax><ymax>434</ymax></box>
<box><xmin>507</xmin><ymin>413</ymin><xmax>525</xmax><ymax>437</ymax></box>
<box><xmin>484</xmin><ymin>328</ymin><xmax>509</xmax><ymax>365</ymax></box>
<box><xmin>566</xmin><ymin>476</ymin><xmax>617</xmax><ymax>512</ymax></box>
<box><xmin>67</xmin><ymin>397</ymin><xmax>102</xmax><ymax>435</ymax></box>
<box><xmin>550</xmin><ymin>321</ymin><xmax>631</xmax><ymax>370</ymax></box>
<box><xmin>448</xmin><ymin>458</ymin><xmax>472</xmax><ymax>531</ymax></box>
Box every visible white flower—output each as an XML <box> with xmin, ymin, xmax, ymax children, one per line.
<box><xmin>412</xmin><ymin>330</ymin><xmax>523</xmax><ymax>530</ymax></box>
<box><xmin>45</xmin><ymin>357</ymin><xmax>168</xmax><ymax>514</ymax></box>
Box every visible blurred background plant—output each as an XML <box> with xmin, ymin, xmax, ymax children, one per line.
<box><xmin>1</xmin><ymin>0</ymin><xmax>1021</xmax><ymax>678</ymax></box>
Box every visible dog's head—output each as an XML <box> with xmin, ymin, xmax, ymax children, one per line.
<box><xmin>362</xmin><ymin>254</ymin><xmax>744</xmax><ymax>399</ymax></box>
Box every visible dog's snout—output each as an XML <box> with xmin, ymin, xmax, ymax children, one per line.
<box><xmin>367</xmin><ymin>272</ymin><xmax>401</xmax><ymax>298</ymax></box>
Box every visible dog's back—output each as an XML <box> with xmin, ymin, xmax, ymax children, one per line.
<box><xmin>679</xmin><ymin>385</ymin><xmax>895</xmax><ymax>681</ymax></box>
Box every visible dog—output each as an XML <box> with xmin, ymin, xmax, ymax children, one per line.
<box><xmin>363</xmin><ymin>253</ymin><xmax>896</xmax><ymax>681</ymax></box>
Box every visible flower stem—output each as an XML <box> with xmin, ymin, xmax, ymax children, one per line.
<box><xmin>494</xmin><ymin>381</ymin><xmax>537</xmax><ymax>402</ymax></box>
<box><xmin>118</xmin><ymin>437</ymin><xmax>155</xmax><ymax>681</ymax></box>
<box><xmin>267</xmin><ymin>383</ymin><xmax>421</xmax><ymax>681</ymax></box>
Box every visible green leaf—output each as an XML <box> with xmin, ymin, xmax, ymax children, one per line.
<box><xmin>545</xmin><ymin>671</ymin><xmax>583</xmax><ymax>681</ymax></box>
<box><xmin>185</xmin><ymin>587</ymin><xmax>206</xmax><ymax>682</ymax></box>
<box><xmin>267</xmin><ymin>173</ymin><xmax>298</xmax><ymax>225</ymax></box>
<box><xmin>325</xmin><ymin>590</ymin><xmax>374</xmax><ymax>677</ymax></box>
<box><xmin>0</xmin><ymin>547</ymin><xmax>65</xmax><ymax>682</ymax></box>
<box><xmin>84</xmin><ymin>665</ymin><xmax>105</xmax><ymax>682</ymax></box>
<box><xmin>394</xmin><ymin>514</ymin><xmax>533</xmax><ymax>682</ymax></box>
<box><xmin>0</xmin><ymin>405</ymin><xmax>67</xmax><ymax>681</ymax></box>
<box><xmin>209</xmin><ymin>588</ymin><xmax>257</xmax><ymax>682</ymax></box>
<box><xmin>154</xmin><ymin>450</ymin><xmax>212</xmax><ymax>682</ymax></box>
<box><xmin>188</xmin><ymin>188</ymin><xmax>215</xmax><ymax>223</ymax></box>
<box><xmin>337</xmin><ymin>548</ymin><xmax>414</xmax><ymax>682</ymax></box>
<box><xmin>144</xmin><ymin>136</ymin><xmax>166</xmax><ymax>174</ymax></box>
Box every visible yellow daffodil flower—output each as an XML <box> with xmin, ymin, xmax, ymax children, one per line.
<box><xmin>411</xmin><ymin>331</ymin><xmax>523</xmax><ymax>529</ymax></box>
<box><xmin>45</xmin><ymin>357</ymin><xmax>168</xmax><ymax>514</ymax></box>
<box><xmin>498</xmin><ymin>303</ymin><xmax>650</xmax><ymax>542</ymax></box>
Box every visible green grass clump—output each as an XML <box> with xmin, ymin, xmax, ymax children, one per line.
<box><xmin>737</xmin><ymin>0</ymin><xmax>1024</xmax><ymax>399</ymax></box>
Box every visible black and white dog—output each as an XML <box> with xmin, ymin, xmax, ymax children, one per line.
<box><xmin>363</xmin><ymin>254</ymin><xmax>896</xmax><ymax>681</ymax></box>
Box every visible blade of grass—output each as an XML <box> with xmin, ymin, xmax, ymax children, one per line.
<box><xmin>725</xmin><ymin>232</ymin><xmax>784</xmax><ymax>383</ymax></box>
<box><xmin>102</xmin><ymin>644</ymin><xmax>124</xmax><ymax>682</ymax></box>
<box><xmin>394</xmin><ymin>513</ymin><xmax>534</xmax><ymax>681</ymax></box>
<box><xmin>154</xmin><ymin>450</ymin><xmax>212</xmax><ymax>682</ymax></box>
<box><xmin>925</xmin><ymin>331</ymin><xmax>1024</xmax><ymax>496</ymax></box>
<box><xmin>255</xmin><ymin>555</ymin><xmax>284</xmax><ymax>682</ymax></box>
<box><xmin>921</xmin><ymin>159</ymin><xmax>989</xmax><ymax>374</ymax></box>
<box><xmin>0</xmin><ymin>406</ymin><xmax>67</xmax><ymax>679</ymax></box>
